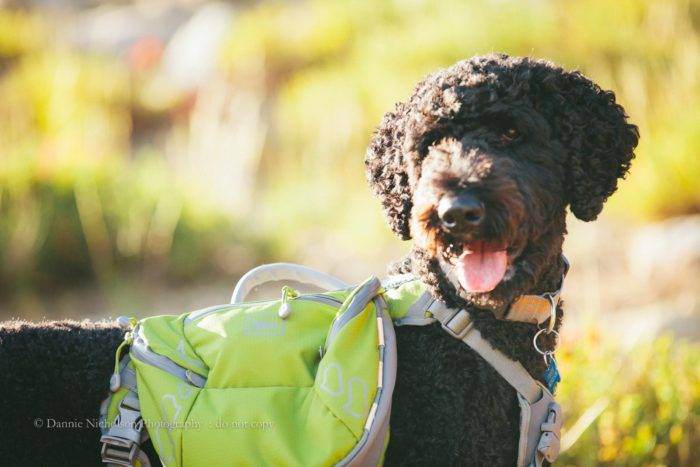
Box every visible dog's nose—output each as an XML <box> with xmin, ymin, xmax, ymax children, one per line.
<box><xmin>437</xmin><ymin>194</ymin><xmax>485</xmax><ymax>231</ymax></box>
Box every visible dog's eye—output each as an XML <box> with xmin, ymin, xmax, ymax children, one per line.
<box><xmin>499</xmin><ymin>127</ymin><xmax>520</xmax><ymax>143</ymax></box>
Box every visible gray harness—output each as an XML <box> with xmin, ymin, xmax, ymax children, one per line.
<box><xmin>390</xmin><ymin>276</ymin><xmax>563</xmax><ymax>467</ymax></box>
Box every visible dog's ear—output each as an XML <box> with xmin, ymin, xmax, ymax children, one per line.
<box><xmin>365</xmin><ymin>103</ymin><xmax>413</xmax><ymax>239</ymax></box>
<box><xmin>541</xmin><ymin>68</ymin><xmax>639</xmax><ymax>221</ymax></box>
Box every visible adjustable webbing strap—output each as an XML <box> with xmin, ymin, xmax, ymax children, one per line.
<box><xmin>101</xmin><ymin>356</ymin><xmax>151</xmax><ymax>467</ymax></box>
<box><xmin>428</xmin><ymin>303</ymin><xmax>542</xmax><ymax>404</ymax></box>
<box><xmin>401</xmin><ymin>293</ymin><xmax>561</xmax><ymax>467</ymax></box>
<box><xmin>396</xmin><ymin>292</ymin><xmax>562</xmax><ymax>466</ymax></box>
<box><xmin>395</xmin><ymin>291</ymin><xmax>543</xmax><ymax>404</ymax></box>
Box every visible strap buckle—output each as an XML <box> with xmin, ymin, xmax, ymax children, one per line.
<box><xmin>440</xmin><ymin>308</ymin><xmax>473</xmax><ymax>339</ymax></box>
<box><xmin>100</xmin><ymin>435</ymin><xmax>139</xmax><ymax>466</ymax></box>
<box><xmin>101</xmin><ymin>392</ymin><xmax>145</xmax><ymax>466</ymax></box>
<box><xmin>537</xmin><ymin>402</ymin><xmax>563</xmax><ymax>463</ymax></box>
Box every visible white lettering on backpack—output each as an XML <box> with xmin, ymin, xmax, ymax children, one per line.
<box><xmin>154</xmin><ymin>382</ymin><xmax>193</xmax><ymax>466</ymax></box>
<box><xmin>319</xmin><ymin>362</ymin><xmax>369</xmax><ymax>419</ymax></box>
<box><xmin>242</xmin><ymin>315</ymin><xmax>286</xmax><ymax>337</ymax></box>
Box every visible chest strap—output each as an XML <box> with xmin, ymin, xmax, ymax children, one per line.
<box><xmin>395</xmin><ymin>292</ymin><xmax>562</xmax><ymax>466</ymax></box>
<box><xmin>430</xmin><ymin>302</ymin><xmax>541</xmax><ymax>403</ymax></box>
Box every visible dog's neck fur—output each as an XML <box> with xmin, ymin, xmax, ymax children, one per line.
<box><xmin>391</xmin><ymin>247</ymin><xmax>565</xmax><ymax>380</ymax></box>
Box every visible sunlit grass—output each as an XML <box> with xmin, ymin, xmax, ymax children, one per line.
<box><xmin>557</xmin><ymin>332</ymin><xmax>700</xmax><ymax>465</ymax></box>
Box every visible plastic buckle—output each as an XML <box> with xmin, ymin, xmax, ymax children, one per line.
<box><xmin>100</xmin><ymin>435</ymin><xmax>139</xmax><ymax>466</ymax></box>
<box><xmin>440</xmin><ymin>309</ymin><xmax>473</xmax><ymax>339</ymax></box>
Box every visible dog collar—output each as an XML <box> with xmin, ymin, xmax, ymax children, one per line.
<box><xmin>499</xmin><ymin>256</ymin><xmax>569</xmax><ymax>327</ymax></box>
<box><xmin>433</xmin><ymin>254</ymin><xmax>569</xmax><ymax>327</ymax></box>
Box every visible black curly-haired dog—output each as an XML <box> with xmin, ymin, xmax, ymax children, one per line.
<box><xmin>0</xmin><ymin>54</ymin><xmax>638</xmax><ymax>466</ymax></box>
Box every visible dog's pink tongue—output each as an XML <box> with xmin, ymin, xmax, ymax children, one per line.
<box><xmin>455</xmin><ymin>242</ymin><xmax>508</xmax><ymax>293</ymax></box>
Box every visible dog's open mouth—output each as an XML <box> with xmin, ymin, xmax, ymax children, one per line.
<box><xmin>450</xmin><ymin>241</ymin><xmax>509</xmax><ymax>293</ymax></box>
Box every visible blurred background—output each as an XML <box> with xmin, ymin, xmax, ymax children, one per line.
<box><xmin>0</xmin><ymin>0</ymin><xmax>698</xmax><ymax>464</ymax></box>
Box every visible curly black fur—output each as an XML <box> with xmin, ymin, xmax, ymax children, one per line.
<box><xmin>0</xmin><ymin>321</ymin><xmax>125</xmax><ymax>465</ymax></box>
<box><xmin>0</xmin><ymin>54</ymin><xmax>637</xmax><ymax>466</ymax></box>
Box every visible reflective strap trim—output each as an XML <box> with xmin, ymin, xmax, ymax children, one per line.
<box><xmin>130</xmin><ymin>326</ymin><xmax>207</xmax><ymax>388</ymax></box>
<box><xmin>337</xmin><ymin>296</ymin><xmax>397</xmax><ymax>467</ymax></box>
<box><xmin>364</xmin><ymin>402</ymin><xmax>379</xmax><ymax>431</ymax></box>
<box><xmin>430</xmin><ymin>306</ymin><xmax>542</xmax><ymax>404</ymax></box>
<box><xmin>377</xmin><ymin>317</ymin><xmax>385</xmax><ymax>346</ymax></box>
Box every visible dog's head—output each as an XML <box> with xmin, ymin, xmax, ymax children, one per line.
<box><xmin>366</xmin><ymin>54</ymin><xmax>638</xmax><ymax>310</ymax></box>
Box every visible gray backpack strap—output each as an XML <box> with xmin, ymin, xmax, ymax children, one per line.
<box><xmin>100</xmin><ymin>356</ymin><xmax>151</xmax><ymax>467</ymax></box>
<box><xmin>428</xmin><ymin>304</ymin><xmax>562</xmax><ymax>467</ymax></box>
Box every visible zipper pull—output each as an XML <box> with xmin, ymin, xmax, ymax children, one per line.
<box><xmin>109</xmin><ymin>331</ymin><xmax>134</xmax><ymax>392</ymax></box>
<box><xmin>278</xmin><ymin>285</ymin><xmax>299</xmax><ymax>319</ymax></box>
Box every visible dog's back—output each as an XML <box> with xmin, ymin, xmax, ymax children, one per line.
<box><xmin>0</xmin><ymin>321</ymin><xmax>124</xmax><ymax>465</ymax></box>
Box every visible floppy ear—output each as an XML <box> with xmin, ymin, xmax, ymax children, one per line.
<box><xmin>543</xmin><ymin>70</ymin><xmax>639</xmax><ymax>221</ymax></box>
<box><xmin>365</xmin><ymin>103</ymin><xmax>413</xmax><ymax>239</ymax></box>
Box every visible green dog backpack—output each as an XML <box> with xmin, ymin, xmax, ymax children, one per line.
<box><xmin>100</xmin><ymin>263</ymin><xmax>563</xmax><ymax>467</ymax></box>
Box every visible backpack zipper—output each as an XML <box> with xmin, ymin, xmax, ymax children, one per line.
<box><xmin>130</xmin><ymin>326</ymin><xmax>207</xmax><ymax>388</ymax></box>
<box><xmin>184</xmin><ymin>294</ymin><xmax>343</xmax><ymax>325</ymax></box>
<box><xmin>300</xmin><ymin>294</ymin><xmax>343</xmax><ymax>308</ymax></box>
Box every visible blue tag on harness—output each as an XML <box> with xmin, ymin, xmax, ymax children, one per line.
<box><xmin>543</xmin><ymin>356</ymin><xmax>561</xmax><ymax>393</ymax></box>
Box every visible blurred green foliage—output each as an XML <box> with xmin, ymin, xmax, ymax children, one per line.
<box><xmin>557</xmin><ymin>333</ymin><xmax>700</xmax><ymax>465</ymax></box>
<box><xmin>0</xmin><ymin>11</ymin><xmax>269</xmax><ymax>296</ymax></box>
<box><xmin>2</xmin><ymin>0</ymin><xmax>699</xmax><ymax>293</ymax></box>
<box><xmin>222</xmin><ymin>0</ymin><xmax>700</xmax><ymax>236</ymax></box>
